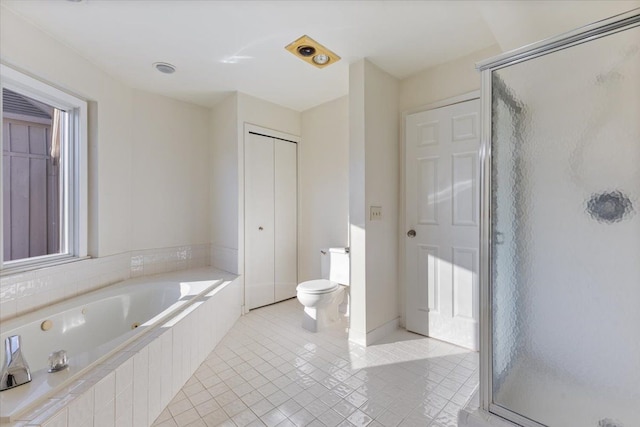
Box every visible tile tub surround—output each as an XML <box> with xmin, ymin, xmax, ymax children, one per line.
<box><xmin>1</xmin><ymin>268</ymin><xmax>241</xmax><ymax>427</ymax></box>
<box><xmin>152</xmin><ymin>299</ymin><xmax>479</xmax><ymax>427</ymax></box>
<box><xmin>0</xmin><ymin>244</ymin><xmax>211</xmax><ymax>321</ymax></box>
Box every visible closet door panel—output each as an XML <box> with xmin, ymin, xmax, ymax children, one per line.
<box><xmin>274</xmin><ymin>140</ymin><xmax>298</xmax><ymax>302</ymax></box>
<box><xmin>245</xmin><ymin>133</ymin><xmax>275</xmax><ymax>309</ymax></box>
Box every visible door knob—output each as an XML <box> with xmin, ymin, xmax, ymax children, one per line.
<box><xmin>258</xmin><ymin>226</ymin><xmax>264</xmax><ymax>231</ymax></box>
<box><xmin>407</xmin><ymin>229</ymin><xmax>416</xmax><ymax>238</ymax></box>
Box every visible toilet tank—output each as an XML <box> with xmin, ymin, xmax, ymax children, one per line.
<box><xmin>320</xmin><ymin>248</ymin><xmax>350</xmax><ymax>285</ymax></box>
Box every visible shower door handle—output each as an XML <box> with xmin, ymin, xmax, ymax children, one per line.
<box><xmin>495</xmin><ymin>232</ymin><xmax>504</xmax><ymax>244</ymax></box>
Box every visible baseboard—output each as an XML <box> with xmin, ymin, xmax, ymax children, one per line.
<box><xmin>366</xmin><ymin>317</ymin><xmax>400</xmax><ymax>345</ymax></box>
<box><xmin>349</xmin><ymin>317</ymin><xmax>401</xmax><ymax>347</ymax></box>
<box><xmin>348</xmin><ymin>329</ymin><xmax>367</xmax><ymax>346</ymax></box>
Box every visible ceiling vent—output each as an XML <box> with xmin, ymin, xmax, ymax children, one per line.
<box><xmin>153</xmin><ymin>62</ymin><xmax>176</xmax><ymax>74</ymax></box>
<box><xmin>285</xmin><ymin>35</ymin><xmax>340</xmax><ymax>69</ymax></box>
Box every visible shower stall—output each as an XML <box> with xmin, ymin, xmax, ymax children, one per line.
<box><xmin>477</xmin><ymin>10</ymin><xmax>640</xmax><ymax>427</ymax></box>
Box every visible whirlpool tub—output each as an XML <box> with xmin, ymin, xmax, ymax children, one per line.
<box><xmin>0</xmin><ymin>267</ymin><xmax>241</xmax><ymax>425</ymax></box>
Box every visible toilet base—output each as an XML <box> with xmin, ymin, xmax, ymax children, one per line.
<box><xmin>297</xmin><ymin>286</ymin><xmax>345</xmax><ymax>333</ymax></box>
<box><xmin>302</xmin><ymin>304</ymin><xmax>340</xmax><ymax>332</ymax></box>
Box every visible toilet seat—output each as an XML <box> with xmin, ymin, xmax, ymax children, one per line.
<box><xmin>296</xmin><ymin>279</ymin><xmax>340</xmax><ymax>294</ymax></box>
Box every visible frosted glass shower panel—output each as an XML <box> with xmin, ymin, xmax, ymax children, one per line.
<box><xmin>490</xmin><ymin>25</ymin><xmax>640</xmax><ymax>426</ymax></box>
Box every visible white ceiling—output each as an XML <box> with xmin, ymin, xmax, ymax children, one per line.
<box><xmin>2</xmin><ymin>0</ymin><xmax>638</xmax><ymax>111</ymax></box>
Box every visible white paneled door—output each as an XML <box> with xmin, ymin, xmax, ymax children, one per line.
<box><xmin>245</xmin><ymin>131</ymin><xmax>297</xmax><ymax>310</ymax></box>
<box><xmin>405</xmin><ymin>99</ymin><xmax>480</xmax><ymax>350</ymax></box>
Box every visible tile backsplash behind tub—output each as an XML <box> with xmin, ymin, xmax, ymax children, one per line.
<box><xmin>0</xmin><ymin>244</ymin><xmax>210</xmax><ymax>321</ymax></box>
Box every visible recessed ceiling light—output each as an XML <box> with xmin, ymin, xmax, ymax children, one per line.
<box><xmin>285</xmin><ymin>35</ymin><xmax>340</xmax><ymax>69</ymax></box>
<box><xmin>153</xmin><ymin>62</ymin><xmax>176</xmax><ymax>74</ymax></box>
<box><xmin>312</xmin><ymin>54</ymin><xmax>330</xmax><ymax>65</ymax></box>
<box><xmin>297</xmin><ymin>46</ymin><xmax>316</xmax><ymax>57</ymax></box>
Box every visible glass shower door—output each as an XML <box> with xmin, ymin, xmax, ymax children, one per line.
<box><xmin>485</xmin><ymin>14</ymin><xmax>640</xmax><ymax>427</ymax></box>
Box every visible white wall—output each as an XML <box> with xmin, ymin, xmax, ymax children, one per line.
<box><xmin>131</xmin><ymin>90</ymin><xmax>210</xmax><ymax>250</ymax></box>
<box><xmin>209</xmin><ymin>94</ymin><xmax>239</xmax><ymax>273</ymax></box>
<box><xmin>479</xmin><ymin>1</ymin><xmax>640</xmax><ymax>53</ymax></box>
<box><xmin>349</xmin><ymin>59</ymin><xmax>400</xmax><ymax>344</ymax></box>
<box><xmin>349</xmin><ymin>60</ymin><xmax>367</xmax><ymax>343</ymax></box>
<box><xmin>363</xmin><ymin>61</ymin><xmax>400</xmax><ymax>335</ymax></box>
<box><xmin>299</xmin><ymin>96</ymin><xmax>349</xmax><ymax>281</ymax></box>
<box><xmin>400</xmin><ymin>45</ymin><xmax>500</xmax><ymax>112</ymax></box>
<box><xmin>237</xmin><ymin>93</ymin><xmax>301</xmax><ymax>137</ymax></box>
<box><xmin>1</xmin><ymin>7</ymin><xmax>212</xmax><ymax>317</ymax></box>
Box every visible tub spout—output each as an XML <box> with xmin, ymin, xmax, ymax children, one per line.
<box><xmin>0</xmin><ymin>335</ymin><xmax>31</xmax><ymax>391</ymax></box>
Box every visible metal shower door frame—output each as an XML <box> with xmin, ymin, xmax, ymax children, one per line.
<box><xmin>476</xmin><ymin>8</ymin><xmax>640</xmax><ymax>427</ymax></box>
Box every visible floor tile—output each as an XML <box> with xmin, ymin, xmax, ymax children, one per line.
<box><xmin>155</xmin><ymin>418</ymin><xmax>179</xmax><ymax>427</ymax></box>
<box><xmin>185</xmin><ymin>420</ymin><xmax>208</xmax><ymax>427</ymax></box>
<box><xmin>184</xmin><ymin>382</ymin><xmax>206</xmax><ymax>397</ymax></box>
<box><xmin>243</xmin><ymin>390</ymin><xmax>266</xmax><ymax>407</ymax></box>
<box><xmin>153</xmin><ymin>299</ymin><xmax>478</xmax><ymax>427</ymax></box>
<box><xmin>347</xmin><ymin>410</ymin><xmax>372</xmax><ymax>427</ymax></box>
<box><xmin>195</xmin><ymin>398</ymin><xmax>221</xmax><ymax>417</ymax></box>
<box><xmin>306</xmin><ymin>400</ymin><xmax>330</xmax><ymax>418</ymax></box>
<box><xmin>345</xmin><ymin>392</ymin><xmax>367</xmax><ymax>408</ymax></box>
<box><xmin>332</xmin><ymin>401</ymin><xmax>358</xmax><ymax>419</ymax></box>
<box><xmin>261</xmin><ymin>408</ymin><xmax>287</xmax><ymax>427</ymax></box>
<box><xmin>189</xmin><ymin>390</ymin><xmax>214</xmax><ymax>407</ymax></box>
<box><xmin>175</xmin><ymin>408</ymin><xmax>202</xmax><ymax>427</ymax></box>
<box><xmin>289</xmin><ymin>408</ymin><xmax>315</xmax><ymax>427</ymax></box>
<box><xmin>376</xmin><ymin>410</ymin><xmax>403</xmax><ymax>427</ymax></box>
<box><xmin>319</xmin><ymin>391</ymin><xmax>343</xmax><ymax>407</ymax></box>
<box><xmin>201</xmin><ymin>408</ymin><xmax>230</xmax><ymax>426</ymax></box>
<box><xmin>251</xmin><ymin>399</ymin><xmax>276</xmax><ymax>417</ymax></box>
<box><xmin>267</xmin><ymin>390</ymin><xmax>290</xmax><ymax>407</ymax></box>
<box><xmin>359</xmin><ymin>402</ymin><xmax>385</xmax><ymax>420</ymax></box>
<box><xmin>169</xmin><ymin>398</ymin><xmax>195</xmax><ymax>417</ymax></box>
<box><xmin>233</xmin><ymin>408</ymin><xmax>260</xmax><ymax>427</ymax></box>
<box><xmin>223</xmin><ymin>399</ymin><xmax>248</xmax><ymax>417</ymax></box>
<box><xmin>215</xmin><ymin>390</ymin><xmax>238</xmax><ymax>407</ymax></box>
<box><xmin>317</xmin><ymin>409</ymin><xmax>345</xmax><ymax>427</ymax></box>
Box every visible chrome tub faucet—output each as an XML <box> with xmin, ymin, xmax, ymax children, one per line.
<box><xmin>0</xmin><ymin>335</ymin><xmax>32</xmax><ymax>391</ymax></box>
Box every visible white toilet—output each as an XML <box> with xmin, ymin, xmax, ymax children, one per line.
<box><xmin>296</xmin><ymin>248</ymin><xmax>349</xmax><ymax>332</ymax></box>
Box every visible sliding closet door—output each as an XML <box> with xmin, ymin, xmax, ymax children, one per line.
<box><xmin>245</xmin><ymin>133</ymin><xmax>275</xmax><ymax>309</ymax></box>
<box><xmin>274</xmin><ymin>140</ymin><xmax>297</xmax><ymax>301</ymax></box>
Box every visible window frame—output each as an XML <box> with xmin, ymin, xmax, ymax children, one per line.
<box><xmin>1</xmin><ymin>64</ymin><xmax>88</xmax><ymax>274</ymax></box>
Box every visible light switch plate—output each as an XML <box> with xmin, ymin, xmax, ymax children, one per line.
<box><xmin>370</xmin><ymin>206</ymin><xmax>382</xmax><ymax>221</ymax></box>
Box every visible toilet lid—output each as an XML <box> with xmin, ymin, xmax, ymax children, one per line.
<box><xmin>297</xmin><ymin>279</ymin><xmax>339</xmax><ymax>294</ymax></box>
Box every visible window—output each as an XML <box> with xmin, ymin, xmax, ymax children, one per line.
<box><xmin>1</xmin><ymin>65</ymin><xmax>87</xmax><ymax>272</ymax></box>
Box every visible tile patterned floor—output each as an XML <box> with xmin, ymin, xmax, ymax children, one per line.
<box><xmin>151</xmin><ymin>299</ymin><xmax>478</xmax><ymax>427</ymax></box>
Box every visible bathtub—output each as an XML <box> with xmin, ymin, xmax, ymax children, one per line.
<box><xmin>0</xmin><ymin>267</ymin><xmax>241</xmax><ymax>425</ymax></box>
